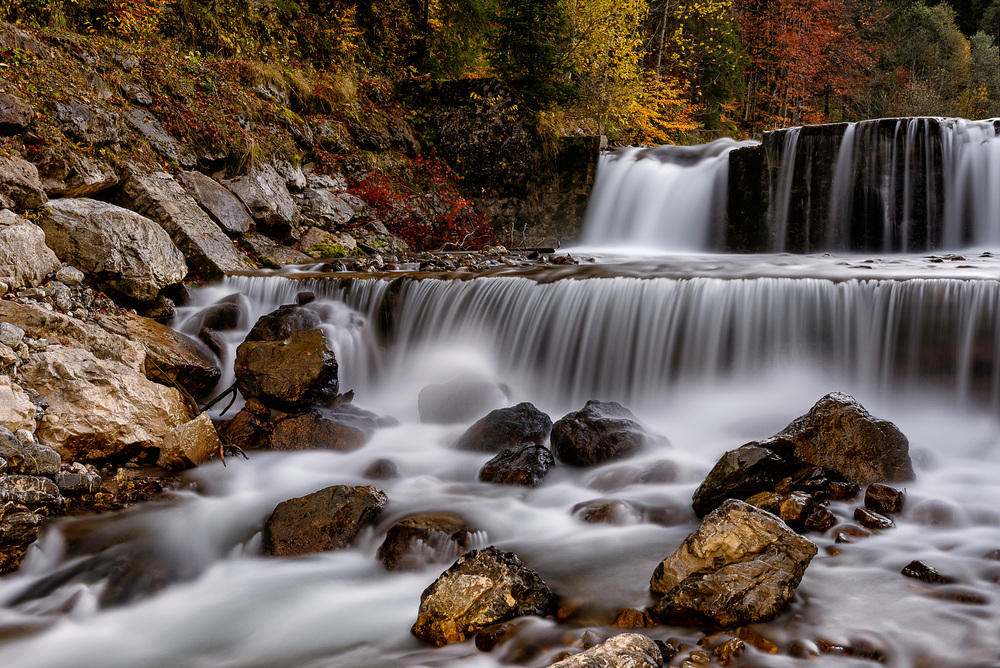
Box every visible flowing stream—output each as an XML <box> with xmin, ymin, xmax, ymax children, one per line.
<box><xmin>3</xmin><ymin>122</ymin><xmax>1000</xmax><ymax>666</ymax></box>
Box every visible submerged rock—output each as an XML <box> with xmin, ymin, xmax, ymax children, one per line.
<box><xmin>455</xmin><ymin>402</ymin><xmax>552</xmax><ymax>453</ymax></box>
<box><xmin>479</xmin><ymin>444</ymin><xmax>554</xmax><ymax>487</ymax></box>
<box><xmin>650</xmin><ymin>499</ymin><xmax>817</xmax><ymax>627</ymax></box>
<box><xmin>552</xmin><ymin>400</ymin><xmax>645</xmax><ymax>467</ymax></box>
<box><xmin>548</xmin><ymin>633</ymin><xmax>662</xmax><ymax>668</ymax></box>
<box><xmin>261</xmin><ymin>484</ymin><xmax>386</xmax><ymax>557</ymax></box>
<box><xmin>377</xmin><ymin>513</ymin><xmax>476</xmax><ymax>571</ymax></box>
<box><xmin>417</xmin><ymin>375</ymin><xmax>508</xmax><ymax>424</ymax></box>
<box><xmin>412</xmin><ymin>546</ymin><xmax>556</xmax><ymax>646</ymax></box>
<box><xmin>270</xmin><ymin>409</ymin><xmax>367</xmax><ymax>452</ymax></box>
<box><xmin>234</xmin><ymin>328</ymin><xmax>339</xmax><ymax>411</ymax></box>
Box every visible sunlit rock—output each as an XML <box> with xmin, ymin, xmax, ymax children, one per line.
<box><xmin>157</xmin><ymin>412</ymin><xmax>221</xmax><ymax>470</ymax></box>
<box><xmin>548</xmin><ymin>633</ymin><xmax>662</xmax><ymax>668</ymax></box>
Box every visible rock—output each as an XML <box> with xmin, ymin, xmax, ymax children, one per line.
<box><xmin>95</xmin><ymin>307</ymin><xmax>221</xmax><ymax>399</ymax></box>
<box><xmin>417</xmin><ymin>375</ymin><xmax>508</xmax><ymax>424</ymax></box>
<box><xmin>865</xmin><ymin>483</ymin><xmax>905</xmax><ymax>514</ymax></box>
<box><xmin>125</xmin><ymin>107</ymin><xmax>197</xmax><ymax>167</ymax></box>
<box><xmin>0</xmin><ymin>154</ymin><xmax>46</xmax><ymax>210</ymax></box>
<box><xmin>0</xmin><ymin>375</ymin><xmax>36</xmax><ymax>433</ymax></box>
<box><xmin>0</xmin><ymin>322</ymin><xmax>24</xmax><ymax>349</ymax></box>
<box><xmin>650</xmin><ymin>499</ymin><xmax>817</xmax><ymax>626</ymax></box>
<box><xmin>55</xmin><ymin>471</ymin><xmax>101</xmax><ymax>495</ymax></box>
<box><xmin>0</xmin><ymin>92</ymin><xmax>34</xmax><ymax>134</ymax></box>
<box><xmin>240</xmin><ymin>232</ymin><xmax>311</xmax><ymax>267</ymax></box>
<box><xmin>54</xmin><ymin>265</ymin><xmax>84</xmax><ymax>286</ymax></box>
<box><xmin>178</xmin><ymin>171</ymin><xmax>253</xmax><ymax>236</ymax></box>
<box><xmin>157</xmin><ymin>412</ymin><xmax>221</xmax><ymax>470</ymax></box>
<box><xmin>854</xmin><ymin>507</ymin><xmax>893</xmax><ymax>530</ymax></box>
<box><xmin>762</xmin><ymin>392</ymin><xmax>913</xmax><ymax>486</ymax></box>
<box><xmin>270</xmin><ymin>410</ymin><xmax>367</xmax><ymax>452</ymax></box>
<box><xmin>261</xmin><ymin>484</ymin><xmax>387</xmax><ymax>557</ymax></box>
<box><xmin>412</xmin><ymin>546</ymin><xmax>556</xmax><ymax>646</ymax></box>
<box><xmin>901</xmin><ymin>560</ymin><xmax>954</xmax><ymax>584</ymax></box>
<box><xmin>455</xmin><ymin>402</ymin><xmax>552</xmax><ymax>453</ymax></box>
<box><xmin>219</xmin><ymin>398</ymin><xmax>272</xmax><ymax>451</ymax></box>
<box><xmin>0</xmin><ymin>474</ymin><xmax>65</xmax><ymax>514</ymax></box>
<box><xmin>51</xmin><ymin>100</ymin><xmax>122</xmax><ymax>146</ymax></box>
<box><xmin>297</xmin><ymin>188</ymin><xmax>357</xmax><ymax>230</ymax></box>
<box><xmin>234</xmin><ymin>324</ymin><xmax>339</xmax><ymax>410</ymax></box>
<box><xmin>377</xmin><ymin>513</ymin><xmax>476</xmax><ymax>571</ymax></box>
<box><xmin>39</xmin><ymin>198</ymin><xmax>187</xmax><ymax>302</ymax></box>
<box><xmin>19</xmin><ymin>346</ymin><xmax>189</xmax><ymax>462</ymax></box>
<box><xmin>31</xmin><ymin>147</ymin><xmax>118</xmax><ymax>198</ymax></box>
<box><xmin>573</xmin><ymin>499</ymin><xmax>644</xmax><ymax>525</ymax></box>
<box><xmin>548</xmin><ymin>633</ymin><xmax>662</xmax><ymax>668</ymax></box>
<box><xmin>0</xmin><ymin>427</ymin><xmax>60</xmax><ymax>475</ymax></box>
<box><xmin>552</xmin><ymin>400</ymin><xmax>645</xmax><ymax>467</ymax></box>
<box><xmin>0</xmin><ymin>510</ymin><xmax>46</xmax><ymax>574</ymax></box>
<box><xmin>692</xmin><ymin>445</ymin><xmax>797</xmax><ymax>517</ymax></box>
<box><xmin>246</xmin><ymin>303</ymin><xmax>323</xmax><ymax>343</ymax></box>
<box><xmin>365</xmin><ymin>458</ymin><xmax>399</xmax><ymax>480</ymax></box>
<box><xmin>123</xmin><ymin>170</ymin><xmax>250</xmax><ymax>279</ymax></box>
<box><xmin>224</xmin><ymin>164</ymin><xmax>300</xmax><ymax>239</ymax></box>
<box><xmin>0</xmin><ymin>300</ymin><xmax>145</xmax><ymax>370</ymax></box>
<box><xmin>294</xmin><ymin>227</ymin><xmax>357</xmax><ymax>257</ymax></box>
<box><xmin>479</xmin><ymin>444</ymin><xmax>554</xmax><ymax>487</ymax></box>
<box><xmin>192</xmin><ymin>293</ymin><xmax>248</xmax><ymax>333</ymax></box>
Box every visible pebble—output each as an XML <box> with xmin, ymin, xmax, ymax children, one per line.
<box><xmin>855</xmin><ymin>507</ymin><xmax>894</xmax><ymax>530</ymax></box>
<box><xmin>901</xmin><ymin>559</ymin><xmax>954</xmax><ymax>584</ymax></box>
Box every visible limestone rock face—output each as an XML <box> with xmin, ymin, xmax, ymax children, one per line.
<box><xmin>0</xmin><ymin>91</ymin><xmax>34</xmax><ymax>135</ymax></box>
<box><xmin>296</xmin><ymin>188</ymin><xmax>356</xmax><ymax>230</ymax></box>
<box><xmin>125</xmin><ymin>107</ymin><xmax>197</xmax><ymax>168</ymax></box>
<box><xmin>0</xmin><ymin>375</ymin><xmax>36</xmax><ymax>433</ymax></box>
<box><xmin>377</xmin><ymin>513</ymin><xmax>475</xmax><ymax>572</ymax></box>
<box><xmin>0</xmin><ymin>211</ymin><xmax>59</xmax><ymax>290</ymax></box>
<box><xmin>234</xmin><ymin>328</ymin><xmax>339</xmax><ymax>411</ymax></box>
<box><xmin>39</xmin><ymin>198</ymin><xmax>187</xmax><ymax>302</ymax></box>
<box><xmin>123</xmin><ymin>170</ymin><xmax>250</xmax><ymax>278</ymax></box>
<box><xmin>19</xmin><ymin>346</ymin><xmax>190</xmax><ymax>461</ymax></box>
<box><xmin>412</xmin><ymin>546</ymin><xmax>556</xmax><ymax>646</ymax></box>
<box><xmin>32</xmin><ymin>147</ymin><xmax>118</xmax><ymax>197</ymax></box>
<box><xmin>0</xmin><ymin>154</ymin><xmax>46</xmax><ymax>210</ymax></box>
<box><xmin>51</xmin><ymin>100</ymin><xmax>122</xmax><ymax>146</ymax></box>
<box><xmin>239</xmin><ymin>232</ymin><xmax>311</xmax><ymax>267</ymax></box>
<box><xmin>552</xmin><ymin>400</ymin><xmax>645</xmax><ymax>467</ymax></box>
<box><xmin>157</xmin><ymin>412</ymin><xmax>221</xmax><ymax>470</ymax></box>
<box><xmin>178</xmin><ymin>171</ymin><xmax>253</xmax><ymax>237</ymax></box>
<box><xmin>261</xmin><ymin>484</ymin><xmax>387</xmax><ymax>557</ymax></box>
<box><xmin>224</xmin><ymin>164</ymin><xmax>300</xmax><ymax>239</ymax></box>
<box><xmin>548</xmin><ymin>633</ymin><xmax>663</xmax><ymax>668</ymax></box>
<box><xmin>650</xmin><ymin>499</ymin><xmax>817</xmax><ymax>626</ymax></box>
<box><xmin>455</xmin><ymin>402</ymin><xmax>552</xmax><ymax>453</ymax></box>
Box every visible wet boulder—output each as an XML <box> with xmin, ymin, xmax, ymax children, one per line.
<box><xmin>244</xmin><ymin>303</ymin><xmax>322</xmax><ymax>342</ymax></box>
<box><xmin>455</xmin><ymin>402</ymin><xmax>552</xmax><ymax>453</ymax></box>
<box><xmin>270</xmin><ymin>409</ymin><xmax>367</xmax><ymax>452</ymax></box>
<box><xmin>417</xmin><ymin>375</ymin><xmax>508</xmax><ymax>424</ymax></box>
<box><xmin>692</xmin><ymin>445</ymin><xmax>798</xmax><ymax>517</ymax></box>
<box><xmin>262</xmin><ymin>484</ymin><xmax>387</xmax><ymax>557</ymax></box>
<box><xmin>650</xmin><ymin>499</ymin><xmax>817</xmax><ymax>627</ymax></box>
<box><xmin>377</xmin><ymin>513</ymin><xmax>476</xmax><ymax>571</ymax></box>
<box><xmin>479</xmin><ymin>445</ymin><xmax>554</xmax><ymax>487</ymax></box>
<box><xmin>412</xmin><ymin>546</ymin><xmax>556</xmax><ymax>646</ymax></box>
<box><xmin>220</xmin><ymin>398</ymin><xmax>273</xmax><ymax>451</ymax></box>
<box><xmin>234</xmin><ymin>328</ymin><xmax>339</xmax><ymax>411</ymax></box>
<box><xmin>551</xmin><ymin>400</ymin><xmax>645</xmax><ymax>467</ymax></box>
<box><xmin>0</xmin><ymin>474</ymin><xmax>65</xmax><ymax>515</ymax></box>
<box><xmin>865</xmin><ymin>483</ymin><xmax>905</xmax><ymax>514</ymax></box>
<box><xmin>0</xmin><ymin>509</ymin><xmax>46</xmax><ymax>574</ymax></box>
<box><xmin>549</xmin><ymin>633</ymin><xmax>663</xmax><ymax>668</ymax></box>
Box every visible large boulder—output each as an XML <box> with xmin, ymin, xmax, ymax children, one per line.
<box><xmin>377</xmin><ymin>513</ymin><xmax>476</xmax><ymax>571</ymax></box>
<box><xmin>123</xmin><ymin>170</ymin><xmax>250</xmax><ymax>279</ymax></box>
<box><xmin>261</xmin><ymin>484</ymin><xmax>387</xmax><ymax>557</ymax></box>
<box><xmin>650</xmin><ymin>500</ymin><xmax>817</xmax><ymax>626</ymax></box>
<box><xmin>552</xmin><ymin>401</ymin><xmax>645</xmax><ymax>467</ymax></box>
<box><xmin>219</xmin><ymin>398</ymin><xmax>273</xmax><ymax>451</ymax></box>
<box><xmin>549</xmin><ymin>633</ymin><xmax>663</xmax><ymax>668</ymax></box>
<box><xmin>417</xmin><ymin>375</ymin><xmax>508</xmax><ymax>425</ymax></box>
<box><xmin>0</xmin><ymin>474</ymin><xmax>65</xmax><ymax>514</ymax></box>
<box><xmin>455</xmin><ymin>402</ymin><xmax>552</xmax><ymax>453</ymax></box>
<box><xmin>244</xmin><ymin>303</ymin><xmax>322</xmax><ymax>342</ymax></box>
<box><xmin>0</xmin><ymin>91</ymin><xmax>34</xmax><ymax>135</ymax></box>
<box><xmin>31</xmin><ymin>147</ymin><xmax>118</xmax><ymax>198</ymax></box>
<box><xmin>224</xmin><ymin>164</ymin><xmax>300</xmax><ymax>239</ymax></box>
<box><xmin>19</xmin><ymin>346</ymin><xmax>190</xmax><ymax>462</ymax></box>
<box><xmin>234</xmin><ymin>328</ymin><xmax>339</xmax><ymax>411</ymax></box>
<box><xmin>178</xmin><ymin>171</ymin><xmax>253</xmax><ymax>236</ymax></box>
<box><xmin>95</xmin><ymin>310</ymin><xmax>221</xmax><ymax>399</ymax></box>
<box><xmin>51</xmin><ymin>100</ymin><xmax>122</xmax><ymax>146</ymax></box>
<box><xmin>0</xmin><ymin>154</ymin><xmax>46</xmax><ymax>209</ymax></box>
<box><xmin>692</xmin><ymin>393</ymin><xmax>912</xmax><ymax>517</ymax></box>
<box><xmin>0</xmin><ymin>210</ymin><xmax>60</xmax><ymax>289</ymax></box>
<box><xmin>412</xmin><ymin>546</ymin><xmax>556</xmax><ymax>646</ymax></box>
<box><xmin>479</xmin><ymin>445</ymin><xmax>554</xmax><ymax>487</ymax></box>
<box><xmin>38</xmin><ymin>198</ymin><xmax>187</xmax><ymax>302</ymax></box>
<box><xmin>296</xmin><ymin>187</ymin><xmax>356</xmax><ymax>230</ymax></box>
<box><xmin>157</xmin><ymin>412</ymin><xmax>221</xmax><ymax>470</ymax></box>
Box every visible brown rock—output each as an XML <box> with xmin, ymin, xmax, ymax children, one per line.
<box><xmin>864</xmin><ymin>483</ymin><xmax>905</xmax><ymax>514</ymax></box>
<box><xmin>610</xmin><ymin>608</ymin><xmax>655</xmax><ymax>629</ymax></box>
<box><xmin>377</xmin><ymin>513</ymin><xmax>475</xmax><ymax>571</ymax></box>
<box><xmin>474</xmin><ymin>620</ymin><xmax>526</xmax><ymax>652</ymax></box>
<box><xmin>455</xmin><ymin>402</ymin><xmax>552</xmax><ymax>453</ymax></box>
<box><xmin>854</xmin><ymin>507</ymin><xmax>894</xmax><ymax>530</ymax></box>
<box><xmin>547</xmin><ymin>633</ymin><xmax>662</xmax><ymax>668</ymax></box>
<box><xmin>220</xmin><ymin>400</ymin><xmax>273</xmax><ymax>451</ymax></box>
<box><xmin>271</xmin><ymin>410</ymin><xmax>366</xmax><ymax>452</ymax></box>
<box><xmin>0</xmin><ymin>510</ymin><xmax>46</xmax><ymax>574</ymax></box>
<box><xmin>234</xmin><ymin>328</ymin><xmax>339</xmax><ymax>411</ymax></box>
<box><xmin>479</xmin><ymin>444</ymin><xmax>554</xmax><ymax>487</ymax></box>
<box><xmin>261</xmin><ymin>484</ymin><xmax>386</xmax><ymax>557</ymax></box>
<box><xmin>901</xmin><ymin>560</ymin><xmax>954</xmax><ymax>584</ymax></box>
<box><xmin>157</xmin><ymin>413</ymin><xmax>221</xmax><ymax>470</ymax></box>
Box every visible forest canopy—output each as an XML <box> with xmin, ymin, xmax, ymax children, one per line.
<box><xmin>2</xmin><ymin>0</ymin><xmax>998</xmax><ymax>142</ymax></box>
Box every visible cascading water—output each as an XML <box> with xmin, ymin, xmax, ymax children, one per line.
<box><xmin>4</xmin><ymin>119</ymin><xmax>1000</xmax><ymax>668</ymax></box>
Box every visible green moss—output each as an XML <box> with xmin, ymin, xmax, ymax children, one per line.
<box><xmin>307</xmin><ymin>242</ymin><xmax>361</xmax><ymax>258</ymax></box>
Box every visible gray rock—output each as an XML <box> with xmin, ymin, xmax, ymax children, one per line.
<box><xmin>548</xmin><ymin>633</ymin><xmax>662</xmax><ymax>668</ymax></box>
<box><xmin>224</xmin><ymin>164</ymin><xmax>300</xmax><ymax>239</ymax></box>
<box><xmin>51</xmin><ymin>100</ymin><xmax>122</xmax><ymax>146</ymax></box>
<box><xmin>120</xmin><ymin>81</ymin><xmax>153</xmax><ymax>106</ymax></box>
<box><xmin>294</xmin><ymin>227</ymin><xmax>357</xmax><ymax>257</ymax></box>
<box><xmin>178</xmin><ymin>171</ymin><xmax>253</xmax><ymax>236</ymax></box>
<box><xmin>262</xmin><ymin>484</ymin><xmax>387</xmax><ymax>557</ymax></box>
<box><xmin>0</xmin><ymin>428</ymin><xmax>60</xmax><ymax>476</ymax></box>
<box><xmin>0</xmin><ymin>154</ymin><xmax>46</xmax><ymax>210</ymax></box>
<box><xmin>0</xmin><ymin>210</ymin><xmax>60</xmax><ymax>289</ymax></box>
<box><xmin>297</xmin><ymin>188</ymin><xmax>356</xmax><ymax>230</ymax></box>
<box><xmin>33</xmin><ymin>147</ymin><xmax>118</xmax><ymax>198</ymax></box>
<box><xmin>123</xmin><ymin>170</ymin><xmax>250</xmax><ymax>278</ymax></box>
<box><xmin>0</xmin><ymin>23</ymin><xmax>50</xmax><ymax>57</ymax></box>
<box><xmin>0</xmin><ymin>474</ymin><xmax>65</xmax><ymax>514</ymax></box>
<box><xmin>54</xmin><ymin>266</ymin><xmax>85</xmax><ymax>286</ymax></box>
<box><xmin>0</xmin><ymin>91</ymin><xmax>34</xmax><ymax>135</ymax></box>
<box><xmin>479</xmin><ymin>444</ymin><xmax>554</xmax><ymax>487</ymax></box>
<box><xmin>552</xmin><ymin>401</ymin><xmax>646</xmax><ymax>467</ymax></box>
<box><xmin>650</xmin><ymin>499</ymin><xmax>817</xmax><ymax>626</ymax></box>
<box><xmin>125</xmin><ymin>107</ymin><xmax>197</xmax><ymax>168</ymax></box>
<box><xmin>240</xmin><ymin>232</ymin><xmax>311</xmax><ymax>267</ymax></box>
<box><xmin>273</xmin><ymin>159</ymin><xmax>306</xmax><ymax>191</ymax></box>
<box><xmin>456</xmin><ymin>402</ymin><xmax>552</xmax><ymax>452</ymax></box>
<box><xmin>0</xmin><ymin>322</ymin><xmax>25</xmax><ymax>348</ymax></box>
<box><xmin>38</xmin><ymin>198</ymin><xmax>187</xmax><ymax>302</ymax></box>
<box><xmin>55</xmin><ymin>471</ymin><xmax>102</xmax><ymax>495</ymax></box>
<box><xmin>417</xmin><ymin>375</ymin><xmax>507</xmax><ymax>425</ymax></box>
<box><xmin>0</xmin><ymin>455</ymin><xmax>6</xmax><ymax>474</ymax></box>
<box><xmin>412</xmin><ymin>546</ymin><xmax>556</xmax><ymax>646</ymax></box>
